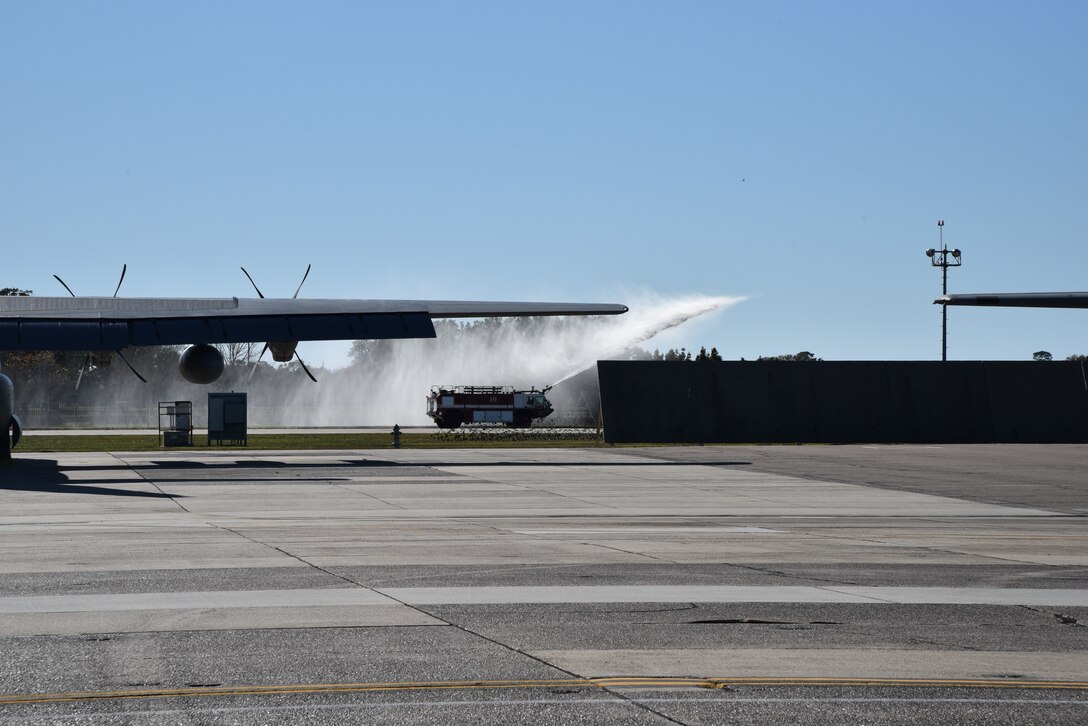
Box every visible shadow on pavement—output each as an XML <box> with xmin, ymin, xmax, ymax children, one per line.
<box><xmin>0</xmin><ymin>458</ymin><xmax>183</xmax><ymax>498</ymax></box>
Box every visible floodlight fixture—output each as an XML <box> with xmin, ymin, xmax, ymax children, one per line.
<box><xmin>925</xmin><ymin>220</ymin><xmax>963</xmax><ymax>361</ymax></box>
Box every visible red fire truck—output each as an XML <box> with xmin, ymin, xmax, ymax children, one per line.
<box><xmin>426</xmin><ymin>385</ymin><xmax>554</xmax><ymax>429</ymax></box>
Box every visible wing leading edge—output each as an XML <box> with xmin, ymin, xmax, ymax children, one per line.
<box><xmin>935</xmin><ymin>293</ymin><xmax>1088</xmax><ymax>309</ymax></box>
<box><xmin>0</xmin><ymin>297</ymin><xmax>628</xmax><ymax>351</ymax></box>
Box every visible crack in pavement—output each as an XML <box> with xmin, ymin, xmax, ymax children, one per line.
<box><xmin>1021</xmin><ymin>605</ymin><xmax>1086</xmax><ymax>628</ymax></box>
<box><xmin>727</xmin><ymin>562</ymin><xmax>862</xmax><ymax>587</ymax></box>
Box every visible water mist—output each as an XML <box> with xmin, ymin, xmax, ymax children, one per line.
<box><xmin>271</xmin><ymin>293</ymin><xmax>741</xmax><ymax>426</ymax></box>
<box><xmin>59</xmin><ymin>294</ymin><xmax>741</xmax><ymax>427</ymax></box>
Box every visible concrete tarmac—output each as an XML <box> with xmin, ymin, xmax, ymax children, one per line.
<box><xmin>0</xmin><ymin>444</ymin><xmax>1086</xmax><ymax>724</ymax></box>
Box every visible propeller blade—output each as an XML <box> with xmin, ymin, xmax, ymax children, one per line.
<box><xmin>292</xmin><ymin>264</ymin><xmax>312</xmax><ymax>299</ymax></box>
<box><xmin>74</xmin><ymin>354</ymin><xmax>91</xmax><ymax>391</ymax></box>
<box><xmin>294</xmin><ymin>351</ymin><xmax>317</xmax><ymax>383</ymax></box>
<box><xmin>116</xmin><ymin>351</ymin><xmax>148</xmax><ymax>383</ymax></box>
<box><xmin>112</xmin><ymin>264</ymin><xmax>127</xmax><ymax>298</ymax></box>
<box><xmin>53</xmin><ymin>275</ymin><xmax>76</xmax><ymax>297</ymax></box>
<box><xmin>246</xmin><ymin>344</ymin><xmax>269</xmax><ymax>382</ymax></box>
<box><xmin>240</xmin><ymin>267</ymin><xmax>265</xmax><ymax>299</ymax></box>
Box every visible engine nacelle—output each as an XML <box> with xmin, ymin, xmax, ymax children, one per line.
<box><xmin>179</xmin><ymin>344</ymin><xmax>225</xmax><ymax>384</ymax></box>
<box><xmin>268</xmin><ymin>342</ymin><xmax>298</xmax><ymax>363</ymax></box>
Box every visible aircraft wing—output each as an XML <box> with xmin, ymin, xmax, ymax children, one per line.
<box><xmin>0</xmin><ymin>296</ymin><xmax>628</xmax><ymax>351</ymax></box>
<box><xmin>935</xmin><ymin>293</ymin><xmax>1088</xmax><ymax>309</ymax></box>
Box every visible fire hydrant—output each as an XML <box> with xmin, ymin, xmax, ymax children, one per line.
<box><xmin>391</xmin><ymin>424</ymin><xmax>401</xmax><ymax>449</ymax></box>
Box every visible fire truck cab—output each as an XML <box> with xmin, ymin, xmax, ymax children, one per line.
<box><xmin>426</xmin><ymin>385</ymin><xmax>553</xmax><ymax>429</ymax></box>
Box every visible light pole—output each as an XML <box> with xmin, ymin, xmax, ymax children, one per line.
<box><xmin>925</xmin><ymin>219</ymin><xmax>962</xmax><ymax>361</ymax></box>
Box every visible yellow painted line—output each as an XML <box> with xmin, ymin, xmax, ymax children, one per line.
<box><xmin>0</xmin><ymin>680</ymin><xmax>592</xmax><ymax>706</ymax></box>
<box><xmin>2</xmin><ymin>676</ymin><xmax>1087</xmax><ymax>706</ymax></box>
<box><xmin>697</xmin><ymin>678</ymin><xmax>1088</xmax><ymax>690</ymax></box>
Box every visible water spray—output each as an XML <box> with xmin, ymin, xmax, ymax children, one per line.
<box><xmin>549</xmin><ymin>294</ymin><xmax>742</xmax><ymax>387</ymax></box>
<box><xmin>69</xmin><ymin>293</ymin><xmax>743</xmax><ymax>427</ymax></box>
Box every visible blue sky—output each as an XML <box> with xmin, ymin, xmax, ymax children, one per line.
<box><xmin>2</xmin><ymin>1</ymin><xmax>1086</xmax><ymax>366</ymax></box>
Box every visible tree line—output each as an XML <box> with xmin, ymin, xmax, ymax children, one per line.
<box><xmin>630</xmin><ymin>347</ymin><xmax>821</xmax><ymax>362</ymax></box>
<box><xmin>1033</xmin><ymin>351</ymin><xmax>1088</xmax><ymax>362</ymax></box>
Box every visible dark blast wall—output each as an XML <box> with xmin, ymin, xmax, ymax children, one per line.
<box><xmin>598</xmin><ymin>360</ymin><xmax>1088</xmax><ymax>444</ymax></box>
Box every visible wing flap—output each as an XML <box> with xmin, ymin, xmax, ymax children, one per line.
<box><xmin>423</xmin><ymin>301</ymin><xmax>629</xmax><ymax>318</ymax></box>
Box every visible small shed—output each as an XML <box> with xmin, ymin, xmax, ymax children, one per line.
<box><xmin>208</xmin><ymin>392</ymin><xmax>247</xmax><ymax>446</ymax></box>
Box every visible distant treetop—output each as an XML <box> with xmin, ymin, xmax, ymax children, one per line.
<box><xmin>758</xmin><ymin>351</ymin><xmax>822</xmax><ymax>361</ymax></box>
<box><xmin>695</xmin><ymin>346</ymin><xmax>723</xmax><ymax>362</ymax></box>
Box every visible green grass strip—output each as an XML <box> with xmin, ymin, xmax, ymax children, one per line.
<box><xmin>15</xmin><ymin>432</ymin><xmax>608</xmax><ymax>452</ymax></box>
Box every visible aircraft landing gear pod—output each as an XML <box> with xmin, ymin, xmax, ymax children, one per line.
<box><xmin>179</xmin><ymin>344</ymin><xmax>226</xmax><ymax>384</ymax></box>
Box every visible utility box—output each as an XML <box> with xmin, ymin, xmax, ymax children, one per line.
<box><xmin>208</xmin><ymin>392</ymin><xmax>247</xmax><ymax>446</ymax></box>
<box><xmin>158</xmin><ymin>401</ymin><xmax>193</xmax><ymax>447</ymax></box>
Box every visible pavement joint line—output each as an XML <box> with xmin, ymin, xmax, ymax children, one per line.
<box><xmin>203</xmin><ymin>523</ymin><xmax>393</xmax><ymax>597</ymax></box>
<box><xmin>814</xmin><ymin>585</ymin><xmax>897</xmax><ymax>604</ymax></box>
<box><xmin>579</xmin><ymin>541</ymin><xmax>674</xmax><ymax>563</ymax></box>
<box><xmin>108</xmin><ymin>452</ymin><xmax>190</xmax><ymax>513</ymax></box>
<box><xmin>4</xmin><ymin>677</ymin><xmax>1088</xmax><ymax>706</ymax></box>
<box><xmin>329</xmin><ymin>481</ymin><xmax>408</xmax><ymax>510</ymax></box>
<box><xmin>727</xmin><ymin>562</ymin><xmax>862</xmax><ymax>588</ymax></box>
<box><xmin>365</xmin><ymin>591</ymin><xmax>623</xmax><ymax>719</ymax></box>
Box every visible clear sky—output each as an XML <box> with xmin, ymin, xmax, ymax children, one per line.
<box><xmin>3</xmin><ymin>1</ymin><xmax>1086</xmax><ymax>367</ymax></box>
